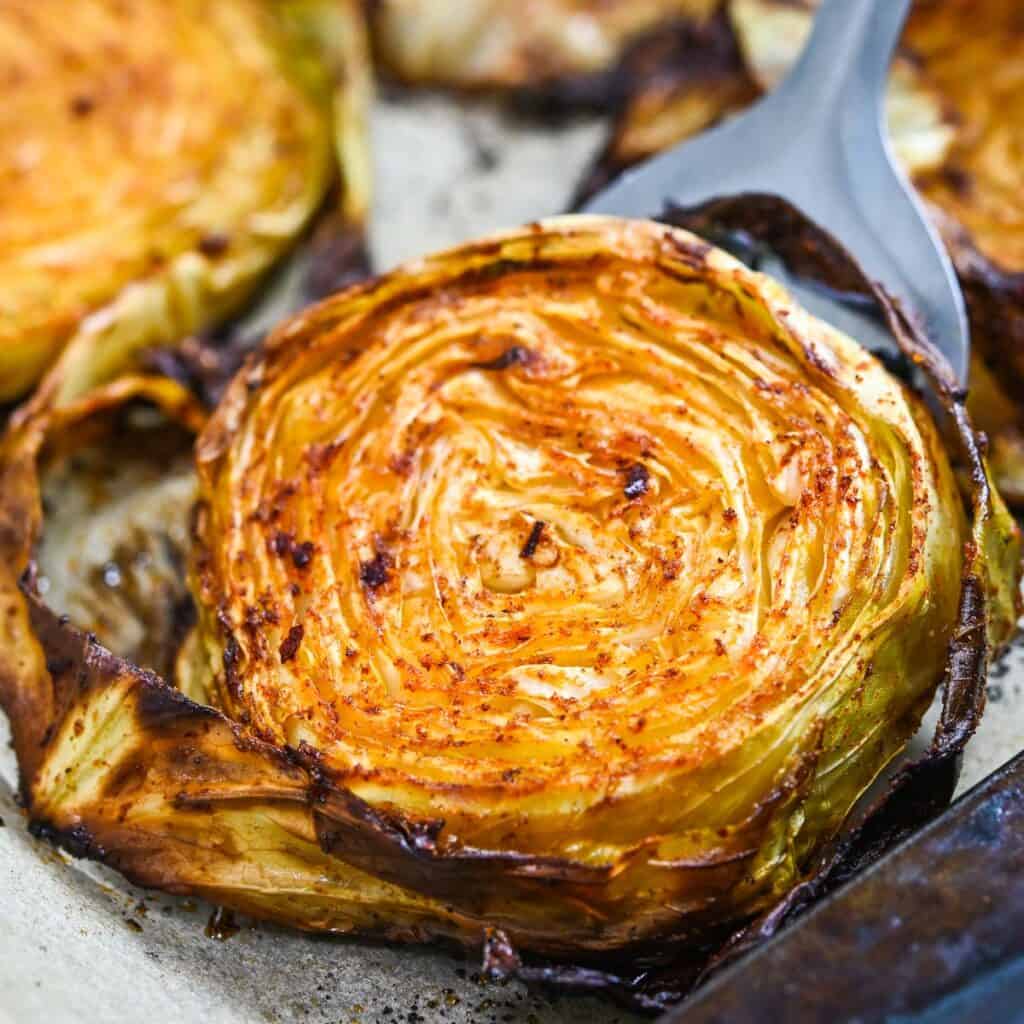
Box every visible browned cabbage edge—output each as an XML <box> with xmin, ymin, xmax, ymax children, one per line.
<box><xmin>0</xmin><ymin>199</ymin><xmax>1018</xmax><ymax>1015</ymax></box>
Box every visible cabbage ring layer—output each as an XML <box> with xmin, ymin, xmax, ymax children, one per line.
<box><xmin>1</xmin><ymin>216</ymin><xmax>1017</xmax><ymax>962</ymax></box>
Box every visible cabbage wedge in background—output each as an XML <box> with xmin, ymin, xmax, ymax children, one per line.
<box><xmin>0</xmin><ymin>0</ymin><xmax>371</xmax><ymax>407</ymax></box>
<box><xmin>0</xmin><ymin>212</ymin><xmax>1019</xmax><ymax>1013</ymax></box>
<box><xmin>578</xmin><ymin>0</ymin><xmax>1024</xmax><ymax>508</ymax></box>
<box><xmin>369</xmin><ymin>0</ymin><xmax>722</xmax><ymax>103</ymax></box>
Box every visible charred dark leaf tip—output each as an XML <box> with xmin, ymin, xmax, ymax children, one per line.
<box><xmin>520</xmin><ymin>520</ymin><xmax>545</xmax><ymax>559</ymax></box>
<box><xmin>45</xmin><ymin>657</ymin><xmax>72</xmax><ymax>678</ymax></box>
<box><xmin>28</xmin><ymin>820</ymin><xmax>105</xmax><ymax>862</ymax></box>
<box><xmin>623</xmin><ymin>463</ymin><xmax>651</xmax><ymax>500</ymax></box>
<box><xmin>303</xmin><ymin>222</ymin><xmax>372</xmax><ymax>302</ymax></box>
<box><xmin>136</xmin><ymin>676</ymin><xmax>218</xmax><ymax>728</ymax></box>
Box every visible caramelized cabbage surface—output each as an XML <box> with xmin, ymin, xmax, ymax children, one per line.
<box><xmin>3</xmin><ymin>218</ymin><xmax>1017</xmax><ymax>973</ymax></box>
<box><xmin>0</xmin><ymin>0</ymin><xmax>369</xmax><ymax>403</ymax></box>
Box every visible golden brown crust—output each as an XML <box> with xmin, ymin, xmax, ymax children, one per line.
<box><xmin>195</xmin><ymin>216</ymin><xmax>954</xmax><ymax>802</ymax></box>
<box><xmin>0</xmin><ymin>0</ymin><xmax>370</xmax><ymax>404</ymax></box>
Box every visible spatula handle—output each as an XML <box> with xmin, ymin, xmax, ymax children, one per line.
<box><xmin>773</xmin><ymin>0</ymin><xmax>912</xmax><ymax>119</ymax></box>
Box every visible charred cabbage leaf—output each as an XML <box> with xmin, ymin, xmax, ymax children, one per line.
<box><xmin>0</xmin><ymin>216</ymin><xmax>1018</xmax><ymax>1012</ymax></box>
<box><xmin>0</xmin><ymin>0</ymin><xmax>370</xmax><ymax>405</ymax></box>
<box><xmin>368</xmin><ymin>0</ymin><xmax>723</xmax><ymax>106</ymax></box>
<box><xmin>579</xmin><ymin>0</ymin><xmax>1024</xmax><ymax>508</ymax></box>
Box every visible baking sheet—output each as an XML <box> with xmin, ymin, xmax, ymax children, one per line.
<box><xmin>1</xmin><ymin>90</ymin><xmax>1021</xmax><ymax>1024</ymax></box>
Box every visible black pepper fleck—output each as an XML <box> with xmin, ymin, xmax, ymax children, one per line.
<box><xmin>520</xmin><ymin>520</ymin><xmax>545</xmax><ymax>559</ymax></box>
<box><xmin>197</xmin><ymin>232</ymin><xmax>230</xmax><ymax>258</ymax></box>
<box><xmin>623</xmin><ymin>463</ymin><xmax>650</xmax><ymax>500</ymax></box>
<box><xmin>69</xmin><ymin>94</ymin><xmax>95</xmax><ymax>117</ymax></box>
<box><xmin>279</xmin><ymin>624</ymin><xmax>304</xmax><ymax>663</ymax></box>
<box><xmin>360</xmin><ymin>550</ymin><xmax>392</xmax><ymax>590</ymax></box>
<box><xmin>269</xmin><ymin>530</ymin><xmax>292</xmax><ymax>557</ymax></box>
<box><xmin>291</xmin><ymin>540</ymin><xmax>314</xmax><ymax>569</ymax></box>
<box><xmin>473</xmin><ymin>345</ymin><xmax>532</xmax><ymax>371</ymax></box>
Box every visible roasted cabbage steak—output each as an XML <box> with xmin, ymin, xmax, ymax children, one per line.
<box><xmin>1</xmin><ymin>219</ymin><xmax>1018</xmax><ymax>1004</ymax></box>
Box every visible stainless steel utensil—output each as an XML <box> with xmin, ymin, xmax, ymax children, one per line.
<box><xmin>584</xmin><ymin>0</ymin><xmax>970</xmax><ymax>382</ymax></box>
<box><xmin>663</xmin><ymin>750</ymin><xmax>1024</xmax><ymax>1024</ymax></box>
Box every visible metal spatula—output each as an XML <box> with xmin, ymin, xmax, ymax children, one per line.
<box><xmin>664</xmin><ymin>750</ymin><xmax>1024</xmax><ymax>1023</ymax></box>
<box><xmin>583</xmin><ymin>0</ymin><xmax>970</xmax><ymax>382</ymax></box>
